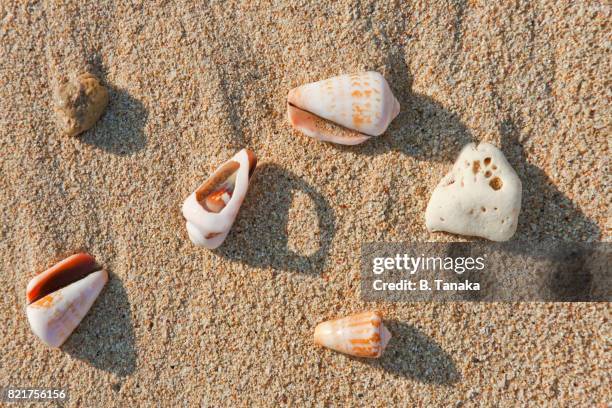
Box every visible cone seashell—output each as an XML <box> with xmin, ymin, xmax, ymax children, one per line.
<box><xmin>182</xmin><ymin>149</ymin><xmax>257</xmax><ymax>249</ymax></box>
<box><xmin>314</xmin><ymin>311</ymin><xmax>391</xmax><ymax>358</ymax></box>
<box><xmin>425</xmin><ymin>142</ymin><xmax>522</xmax><ymax>241</ymax></box>
<box><xmin>53</xmin><ymin>72</ymin><xmax>109</xmax><ymax>137</ymax></box>
<box><xmin>287</xmin><ymin>72</ymin><xmax>400</xmax><ymax>145</ymax></box>
<box><xmin>26</xmin><ymin>253</ymin><xmax>108</xmax><ymax>348</ymax></box>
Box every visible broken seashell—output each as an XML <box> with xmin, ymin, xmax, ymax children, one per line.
<box><xmin>182</xmin><ymin>149</ymin><xmax>257</xmax><ymax>249</ymax></box>
<box><xmin>425</xmin><ymin>142</ymin><xmax>522</xmax><ymax>241</ymax></box>
<box><xmin>314</xmin><ymin>311</ymin><xmax>391</xmax><ymax>358</ymax></box>
<box><xmin>53</xmin><ymin>72</ymin><xmax>109</xmax><ymax>137</ymax></box>
<box><xmin>26</xmin><ymin>253</ymin><xmax>108</xmax><ymax>348</ymax></box>
<box><xmin>287</xmin><ymin>72</ymin><xmax>400</xmax><ymax>145</ymax></box>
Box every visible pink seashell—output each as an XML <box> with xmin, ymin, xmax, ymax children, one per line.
<box><xmin>288</xmin><ymin>72</ymin><xmax>400</xmax><ymax>145</ymax></box>
<box><xmin>314</xmin><ymin>311</ymin><xmax>392</xmax><ymax>358</ymax></box>
<box><xmin>26</xmin><ymin>254</ymin><xmax>107</xmax><ymax>348</ymax></box>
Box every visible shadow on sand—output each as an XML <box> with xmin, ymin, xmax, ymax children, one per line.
<box><xmin>78</xmin><ymin>54</ymin><xmax>148</xmax><ymax>156</ymax></box>
<box><xmin>342</xmin><ymin>52</ymin><xmax>475</xmax><ymax>162</ymax></box>
<box><xmin>62</xmin><ymin>273</ymin><xmax>136</xmax><ymax>377</ymax></box>
<box><xmin>358</xmin><ymin>320</ymin><xmax>460</xmax><ymax>385</ymax></box>
<box><xmin>214</xmin><ymin>163</ymin><xmax>335</xmax><ymax>276</ymax></box>
<box><xmin>498</xmin><ymin>118</ymin><xmax>600</xmax><ymax>241</ymax></box>
<box><xmin>443</xmin><ymin>242</ymin><xmax>609</xmax><ymax>302</ymax></box>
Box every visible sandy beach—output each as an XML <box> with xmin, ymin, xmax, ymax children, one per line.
<box><xmin>1</xmin><ymin>1</ymin><xmax>610</xmax><ymax>406</ymax></box>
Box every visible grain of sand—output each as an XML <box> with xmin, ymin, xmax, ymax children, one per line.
<box><xmin>1</xmin><ymin>1</ymin><xmax>610</xmax><ymax>406</ymax></box>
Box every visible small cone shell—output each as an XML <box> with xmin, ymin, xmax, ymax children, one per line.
<box><xmin>287</xmin><ymin>72</ymin><xmax>400</xmax><ymax>145</ymax></box>
<box><xmin>27</xmin><ymin>270</ymin><xmax>108</xmax><ymax>347</ymax></box>
<box><xmin>314</xmin><ymin>311</ymin><xmax>391</xmax><ymax>358</ymax></box>
<box><xmin>182</xmin><ymin>149</ymin><xmax>257</xmax><ymax>249</ymax></box>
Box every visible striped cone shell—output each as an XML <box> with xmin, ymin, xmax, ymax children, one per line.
<box><xmin>314</xmin><ymin>311</ymin><xmax>391</xmax><ymax>358</ymax></box>
<box><xmin>287</xmin><ymin>72</ymin><xmax>400</xmax><ymax>145</ymax></box>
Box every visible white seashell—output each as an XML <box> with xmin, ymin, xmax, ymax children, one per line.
<box><xmin>26</xmin><ymin>253</ymin><xmax>108</xmax><ymax>348</ymax></box>
<box><xmin>425</xmin><ymin>142</ymin><xmax>522</xmax><ymax>241</ymax></box>
<box><xmin>287</xmin><ymin>72</ymin><xmax>400</xmax><ymax>145</ymax></box>
<box><xmin>314</xmin><ymin>311</ymin><xmax>391</xmax><ymax>358</ymax></box>
<box><xmin>182</xmin><ymin>149</ymin><xmax>257</xmax><ymax>249</ymax></box>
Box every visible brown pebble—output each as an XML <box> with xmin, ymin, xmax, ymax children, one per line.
<box><xmin>53</xmin><ymin>72</ymin><xmax>109</xmax><ymax>137</ymax></box>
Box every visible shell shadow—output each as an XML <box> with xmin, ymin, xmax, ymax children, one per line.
<box><xmin>61</xmin><ymin>273</ymin><xmax>136</xmax><ymax>377</ymax></box>
<box><xmin>545</xmin><ymin>243</ymin><xmax>596</xmax><ymax>301</ymax></box>
<box><xmin>214</xmin><ymin>163</ymin><xmax>335</xmax><ymax>276</ymax></box>
<box><xmin>499</xmin><ymin>118</ymin><xmax>601</xmax><ymax>241</ymax></box>
<box><xmin>78</xmin><ymin>54</ymin><xmax>148</xmax><ymax>156</ymax></box>
<box><xmin>343</xmin><ymin>51</ymin><xmax>474</xmax><ymax>161</ymax></box>
<box><xmin>444</xmin><ymin>242</ymin><xmax>606</xmax><ymax>301</ymax></box>
<box><xmin>79</xmin><ymin>85</ymin><xmax>148</xmax><ymax>156</ymax></box>
<box><xmin>361</xmin><ymin>320</ymin><xmax>460</xmax><ymax>385</ymax></box>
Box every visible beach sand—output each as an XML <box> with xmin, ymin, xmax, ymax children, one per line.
<box><xmin>1</xmin><ymin>1</ymin><xmax>610</xmax><ymax>406</ymax></box>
